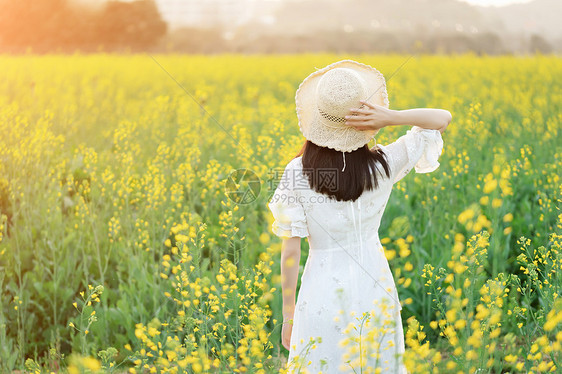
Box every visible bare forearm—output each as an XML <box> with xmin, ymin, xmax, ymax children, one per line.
<box><xmin>281</xmin><ymin>238</ymin><xmax>301</xmax><ymax>316</ymax></box>
<box><xmin>386</xmin><ymin>108</ymin><xmax>452</xmax><ymax>132</ymax></box>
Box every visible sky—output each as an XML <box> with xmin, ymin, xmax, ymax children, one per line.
<box><xmin>456</xmin><ymin>0</ymin><xmax>533</xmax><ymax>6</ymax></box>
<box><xmin>81</xmin><ymin>0</ymin><xmax>536</xmax><ymax>6</ymax></box>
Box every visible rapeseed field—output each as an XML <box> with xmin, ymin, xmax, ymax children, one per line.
<box><xmin>0</xmin><ymin>53</ymin><xmax>560</xmax><ymax>373</ymax></box>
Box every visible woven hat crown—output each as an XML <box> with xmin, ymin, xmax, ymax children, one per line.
<box><xmin>295</xmin><ymin>59</ymin><xmax>389</xmax><ymax>153</ymax></box>
<box><xmin>316</xmin><ymin>68</ymin><xmax>367</xmax><ymax>118</ymax></box>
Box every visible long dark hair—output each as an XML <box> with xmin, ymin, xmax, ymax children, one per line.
<box><xmin>294</xmin><ymin>140</ymin><xmax>391</xmax><ymax>202</ymax></box>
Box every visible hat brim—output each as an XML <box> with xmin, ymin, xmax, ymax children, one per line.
<box><xmin>295</xmin><ymin>60</ymin><xmax>389</xmax><ymax>152</ymax></box>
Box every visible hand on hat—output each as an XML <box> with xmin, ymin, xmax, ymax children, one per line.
<box><xmin>345</xmin><ymin>100</ymin><xmax>392</xmax><ymax>131</ymax></box>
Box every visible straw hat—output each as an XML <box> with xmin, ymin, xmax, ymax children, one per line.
<box><xmin>295</xmin><ymin>59</ymin><xmax>389</xmax><ymax>153</ymax></box>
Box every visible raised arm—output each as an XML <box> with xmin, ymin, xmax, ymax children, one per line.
<box><xmin>345</xmin><ymin>100</ymin><xmax>452</xmax><ymax>133</ymax></box>
<box><xmin>386</xmin><ymin>107</ymin><xmax>451</xmax><ymax>133</ymax></box>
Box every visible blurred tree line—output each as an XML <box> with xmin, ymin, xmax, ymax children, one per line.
<box><xmin>0</xmin><ymin>0</ymin><xmax>167</xmax><ymax>53</ymax></box>
<box><xmin>160</xmin><ymin>27</ymin><xmax>557</xmax><ymax>55</ymax></box>
<box><xmin>0</xmin><ymin>0</ymin><xmax>556</xmax><ymax>55</ymax></box>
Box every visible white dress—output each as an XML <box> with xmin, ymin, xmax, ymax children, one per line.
<box><xmin>268</xmin><ymin>126</ymin><xmax>444</xmax><ymax>374</ymax></box>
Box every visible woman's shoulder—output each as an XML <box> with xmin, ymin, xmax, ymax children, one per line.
<box><xmin>373</xmin><ymin>143</ymin><xmax>388</xmax><ymax>152</ymax></box>
<box><xmin>286</xmin><ymin>156</ymin><xmax>303</xmax><ymax>170</ymax></box>
<box><xmin>277</xmin><ymin>156</ymin><xmax>304</xmax><ymax>184</ymax></box>
<box><xmin>371</xmin><ymin>143</ymin><xmax>393</xmax><ymax>162</ymax></box>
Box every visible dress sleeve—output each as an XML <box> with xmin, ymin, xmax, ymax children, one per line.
<box><xmin>267</xmin><ymin>159</ymin><xmax>309</xmax><ymax>239</ymax></box>
<box><xmin>378</xmin><ymin>126</ymin><xmax>444</xmax><ymax>184</ymax></box>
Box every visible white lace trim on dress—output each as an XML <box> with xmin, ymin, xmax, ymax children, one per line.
<box><xmin>271</xmin><ymin>219</ymin><xmax>309</xmax><ymax>238</ymax></box>
<box><xmin>404</xmin><ymin>126</ymin><xmax>444</xmax><ymax>173</ymax></box>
